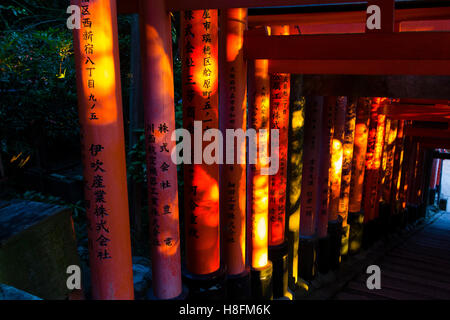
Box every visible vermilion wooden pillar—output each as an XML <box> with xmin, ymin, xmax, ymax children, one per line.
<box><xmin>247</xmin><ymin>53</ymin><xmax>273</xmax><ymax>299</ymax></box>
<box><xmin>181</xmin><ymin>9</ymin><xmax>220</xmax><ymax>276</ymax></box>
<box><xmin>268</xmin><ymin>25</ymin><xmax>290</xmax><ymax>247</ymax></box>
<box><xmin>72</xmin><ymin>0</ymin><xmax>134</xmax><ymax>300</ymax></box>
<box><xmin>329</xmin><ymin>97</ymin><xmax>347</xmax><ymax>223</ymax></box>
<box><xmin>349</xmin><ymin>98</ymin><xmax>371</xmax><ymax>213</ymax></box>
<box><xmin>338</xmin><ymin>99</ymin><xmax>356</xmax><ymax>257</ymax></box>
<box><xmin>390</xmin><ymin>120</ymin><xmax>405</xmax><ymax>217</ymax></box>
<box><xmin>317</xmin><ymin>98</ymin><xmax>334</xmax><ymax>239</ymax></box>
<box><xmin>363</xmin><ymin>98</ymin><xmax>387</xmax><ymax>246</ymax></box>
<box><xmin>382</xmin><ymin>120</ymin><xmax>398</xmax><ymax>202</ymax></box>
<box><xmin>363</xmin><ymin>98</ymin><xmax>387</xmax><ymax>222</ymax></box>
<box><xmin>219</xmin><ymin>8</ymin><xmax>248</xmax><ymax>278</ymax></box>
<box><xmin>316</xmin><ymin>95</ymin><xmax>334</xmax><ymax>273</ymax></box>
<box><xmin>286</xmin><ymin>76</ymin><xmax>304</xmax><ymax>289</ymax></box>
<box><xmin>347</xmin><ymin>98</ymin><xmax>371</xmax><ymax>254</ymax></box>
<box><xmin>267</xmin><ymin>25</ymin><xmax>290</xmax><ymax>298</ymax></box>
<box><xmin>140</xmin><ymin>0</ymin><xmax>182</xmax><ymax>299</ymax></box>
<box><xmin>298</xmin><ymin>96</ymin><xmax>323</xmax><ymax>280</ymax></box>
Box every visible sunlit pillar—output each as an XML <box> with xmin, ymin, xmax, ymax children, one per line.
<box><xmin>140</xmin><ymin>0</ymin><xmax>182</xmax><ymax>299</ymax></box>
<box><xmin>298</xmin><ymin>96</ymin><xmax>323</xmax><ymax>280</ymax></box>
<box><xmin>347</xmin><ymin>98</ymin><xmax>371</xmax><ymax>254</ymax></box>
<box><xmin>338</xmin><ymin>98</ymin><xmax>356</xmax><ymax>257</ymax></box>
<box><xmin>72</xmin><ymin>0</ymin><xmax>134</xmax><ymax>299</ymax></box>
<box><xmin>181</xmin><ymin>9</ymin><xmax>220</xmax><ymax>279</ymax></box>
<box><xmin>247</xmin><ymin>41</ymin><xmax>273</xmax><ymax>298</ymax></box>
<box><xmin>286</xmin><ymin>76</ymin><xmax>304</xmax><ymax>290</ymax></box>
<box><xmin>219</xmin><ymin>8</ymin><xmax>249</xmax><ymax>298</ymax></box>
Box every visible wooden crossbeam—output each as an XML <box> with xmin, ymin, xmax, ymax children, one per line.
<box><xmin>382</xmin><ymin>104</ymin><xmax>450</xmax><ymax>122</ymax></box>
<box><xmin>404</xmin><ymin>127</ymin><xmax>450</xmax><ymax>138</ymax></box>
<box><xmin>248</xmin><ymin>7</ymin><xmax>450</xmax><ymax>27</ymax></box>
<box><xmin>244</xmin><ymin>32</ymin><xmax>450</xmax><ymax>61</ymax></box>
<box><xmin>268</xmin><ymin>59</ymin><xmax>450</xmax><ymax>75</ymax></box>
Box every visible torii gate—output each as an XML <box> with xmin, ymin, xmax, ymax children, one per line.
<box><xmin>71</xmin><ymin>0</ymin><xmax>450</xmax><ymax>300</ymax></box>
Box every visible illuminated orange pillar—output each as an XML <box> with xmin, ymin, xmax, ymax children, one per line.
<box><xmin>338</xmin><ymin>99</ymin><xmax>356</xmax><ymax>256</ymax></box>
<box><xmin>391</xmin><ymin>120</ymin><xmax>405</xmax><ymax>210</ymax></box>
<box><xmin>363</xmin><ymin>98</ymin><xmax>387</xmax><ymax>223</ymax></box>
<box><xmin>247</xmin><ymin>56</ymin><xmax>270</xmax><ymax>270</ymax></box>
<box><xmin>382</xmin><ymin>120</ymin><xmax>398</xmax><ymax>203</ymax></box>
<box><xmin>72</xmin><ymin>0</ymin><xmax>134</xmax><ymax>299</ymax></box>
<box><xmin>140</xmin><ymin>0</ymin><xmax>182</xmax><ymax>299</ymax></box>
<box><xmin>316</xmin><ymin>98</ymin><xmax>334</xmax><ymax>239</ymax></box>
<box><xmin>219</xmin><ymin>8</ymin><xmax>247</xmax><ymax>276</ymax></box>
<box><xmin>349</xmin><ymin>98</ymin><xmax>371</xmax><ymax>214</ymax></box>
<box><xmin>329</xmin><ymin>97</ymin><xmax>347</xmax><ymax>222</ymax></box>
<box><xmin>269</xmin><ymin>26</ymin><xmax>290</xmax><ymax>246</ymax></box>
<box><xmin>181</xmin><ymin>9</ymin><xmax>220</xmax><ymax>276</ymax></box>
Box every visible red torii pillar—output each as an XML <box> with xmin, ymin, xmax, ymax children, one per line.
<box><xmin>298</xmin><ymin>96</ymin><xmax>323</xmax><ymax>280</ymax></box>
<box><xmin>347</xmin><ymin>98</ymin><xmax>371</xmax><ymax>254</ymax></box>
<box><xmin>181</xmin><ymin>9</ymin><xmax>224</xmax><ymax>298</ymax></box>
<box><xmin>390</xmin><ymin>120</ymin><xmax>406</xmax><ymax>229</ymax></box>
<box><xmin>338</xmin><ymin>99</ymin><xmax>356</xmax><ymax>258</ymax></box>
<box><xmin>72</xmin><ymin>0</ymin><xmax>134</xmax><ymax>299</ymax></box>
<box><xmin>363</xmin><ymin>97</ymin><xmax>387</xmax><ymax>247</ymax></box>
<box><xmin>247</xmin><ymin>50</ymin><xmax>273</xmax><ymax>299</ymax></box>
<box><xmin>219</xmin><ymin>8</ymin><xmax>250</xmax><ymax>299</ymax></box>
<box><xmin>316</xmin><ymin>96</ymin><xmax>334</xmax><ymax>273</ymax></box>
<box><xmin>140</xmin><ymin>0</ymin><xmax>182</xmax><ymax>299</ymax></box>
<box><xmin>268</xmin><ymin>25</ymin><xmax>290</xmax><ymax>299</ymax></box>
<box><xmin>328</xmin><ymin>96</ymin><xmax>347</xmax><ymax>269</ymax></box>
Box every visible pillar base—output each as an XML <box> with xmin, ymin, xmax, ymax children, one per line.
<box><xmin>328</xmin><ymin>220</ymin><xmax>342</xmax><ymax>270</ymax></box>
<box><xmin>317</xmin><ymin>236</ymin><xmax>330</xmax><ymax>274</ymax></box>
<box><xmin>182</xmin><ymin>266</ymin><xmax>227</xmax><ymax>300</ymax></box>
<box><xmin>418</xmin><ymin>203</ymin><xmax>426</xmax><ymax>219</ymax></box>
<box><xmin>298</xmin><ymin>237</ymin><xmax>317</xmax><ymax>281</ymax></box>
<box><xmin>251</xmin><ymin>262</ymin><xmax>273</xmax><ymax>300</ymax></box>
<box><xmin>268</xmin><ymin>242</ymin><xmax>289</xmax><ymax>299</ymax></box>
<box><xmin>226</xmin><ymin>268</ymin><xmax>251</xmax><ymax>300</ymax></box>
<box><xmin>348</xmin><ymin>211</ymin><xmax>364</xmax><ymax>255</ymax></box>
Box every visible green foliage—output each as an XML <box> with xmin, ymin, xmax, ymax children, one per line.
<box><xmin>0</xmin><ymin>26</ymin><xmax>78</xmax><ymax>168</ymax></box>
<box><xmin>127</xmin><ymin>131</ymin><xmax>147</xmax><ymax>184</ymax></box>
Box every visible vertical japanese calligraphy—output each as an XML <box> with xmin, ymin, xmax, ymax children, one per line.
<box><xmin>219</xmin><ymin>8</ymin><xmax>247</xmax><ymax>276</ymax></box>
<box><xmin>72</xmin><ymin>0</ymin><xmax>134</xmax><ymax>299</ymax></box>
<box><xmin>299</xmin><ymin>97</ymin><xmax>323</xmax><ymax>237</ymax></box>
<box><xmin>382</xmin><ymin>119</ymin><xmax>398</xmax><ymax>202</ymax></box>
<box><xmin>247</xmin><ymin>56</ymin><xmax>270</xmax><ymax>269</ymax></box>
<box><xmin>182</xmin><ymin>9</ymin><xmax>220</xmax><ymax>275</ymax></box>
<box><xmin>363</xmin><ymin>98</ymin><xmax>387</xmax><ymax>222</ymax></box>
<box><xmin>269</xmin><ymin>25</ymin><xmax>290</xmax><ymax>247</ymax></box>
<box><xmin>349</xmin><ymin>98</ymin><xmax>371</xmax><ymax>214</ymax></box>
<box><xmin>140</xmin><ymin>0</ymin><xmax>182</xmax><ymax>299</ymax></box>
<box><xmin>316</xmin><ymin>97</ymin><xmax>334</xmax><ymax>238</ymax></box>
<box><xmin>329</xmin><ymin>97</ymin><xmax>347</xmax><ymax>222</ymax></box>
